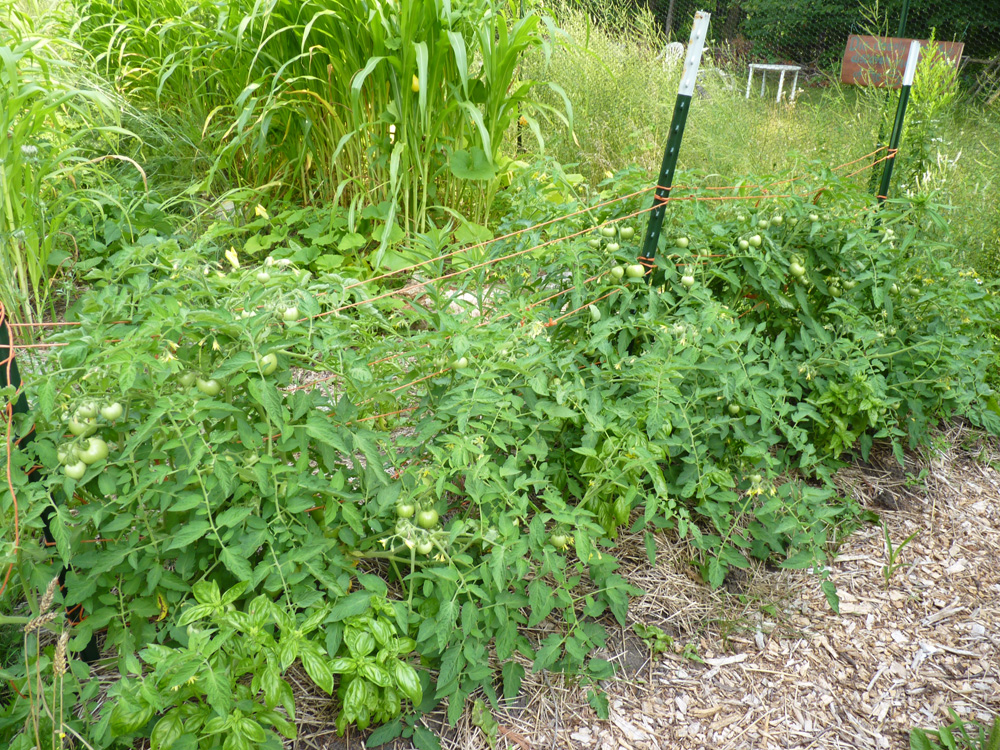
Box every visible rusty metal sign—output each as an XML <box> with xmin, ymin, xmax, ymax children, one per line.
<box><xmin>841</xmin><ymin>34</ymin><xmax>964</xmax><ymax>87</ymax></box>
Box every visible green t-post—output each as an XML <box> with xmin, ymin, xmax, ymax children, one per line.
<box><xmin>868</xmin><ymin>0</ymin><xmax>911</xmax><ymax>193</ymax></box>
<box><xmin>640</xmin><ymin>10</ymin><xmax>711</xmax><ymax>265</ymax></box>
<box><xmin>877</xmin><ymin>40</ymin><xmax>921</xmax><ymax>205</ymax></box>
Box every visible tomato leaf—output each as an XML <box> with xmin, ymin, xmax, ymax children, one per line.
<box><xmin>165</xmin><ymin>519</ymin><xmax>210</xmax><ymax>550</ymax></box>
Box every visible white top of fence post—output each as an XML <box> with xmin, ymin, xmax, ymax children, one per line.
<box><xmin>678</xmin><ymin>11</ymin><xmax>711</xmax><ymax>97</ymax></box>
<box><xmin>902</xmin><ymin>40</ymin><xmax>921</xmax><ymax>86</ymax></box>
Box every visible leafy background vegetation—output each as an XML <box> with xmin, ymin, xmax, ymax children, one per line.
<box><xmin>1</xmin><ymin>0</ymin><xmax>999</xmax><ymax>748</ymax></box>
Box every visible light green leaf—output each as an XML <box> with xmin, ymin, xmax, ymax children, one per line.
<box><xmin>450</xmin><ymin>147</ymin><xmax>495</xmax><ymax>181</ymax></box>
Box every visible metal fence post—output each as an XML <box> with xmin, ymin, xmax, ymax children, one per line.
<box><xmin>640</xmin><ymin>10</ymin><xmax>711</xmax><ymax>265</ymax></box>
<box><xmin>869</xmin><ymin>0</ymin><xmax>911</xmax><ymax>193</ymax></box>
<box><xmin>877</xmin><ymin>40</ymin><xmax>921</xmax><ymax>204</ymax></box>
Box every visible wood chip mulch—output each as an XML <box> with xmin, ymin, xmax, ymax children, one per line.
<box><xmin>320</xmin><ymin>427</ymin><xmax>999</xmax><ymax>750</ymax></box>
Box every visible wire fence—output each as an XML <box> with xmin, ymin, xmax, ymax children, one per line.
<box><xmin>639</xmin><ymin>0</ymin><xmax>1000</xmax><ymax>88</ymax></box>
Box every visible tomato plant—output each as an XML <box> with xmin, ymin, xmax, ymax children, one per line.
<box><xmin>4</xmin><ymin>164</ymin><xmax>998</xmax><ymax>750</ymax></box>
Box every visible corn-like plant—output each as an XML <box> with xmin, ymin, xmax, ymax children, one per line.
<box><xmin>74</xmin><ymin>0</ymin><xmax>572</xmax><ymax>259</ymax></box>
<box><xmin>0</xmin><ymin>3</ymin><xmax>126</xmax><ymax>327</ymax></box>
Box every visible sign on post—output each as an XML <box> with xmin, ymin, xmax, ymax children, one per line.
<box><xmin>841</xmin><ymin>34</ymin><xmax>962</xmax><ymax>87</ymax></box>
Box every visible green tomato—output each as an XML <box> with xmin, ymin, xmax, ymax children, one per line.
<box><xmin>63</xmin><ymin>461</ymin><xmax>87</xmax><ymax>480</ymax></box>
<box><xmin>588</xmin><ymin>238</ymin><xmax>602</xmax><ymax>249</ymax></box>
<box><xmin>738</xmin><ymin>239</ymin><xmax>750</xmax><ymax>251</ymax></box>
<box><xmin>737</xmin><ymin>214</ymin><xmax>747</xmax><ymax>222</ymax></box>
<box><xmin>606</xmin><ymin>242</ymin><xmax>620</xmax><ymax>253</ymax></box>
<box><xmin>748</xmin><ymin>235</ymin><xmax>762</xmax><ymax>248</ymax></box>
<box><xmin>728</xmin><ymin>403</ymin><xmax>741</xmax><ymax>416</ymax></box>
<box><xmin>416</xmin><ymin>509</ymin><xmax>439</xmax><ymax>529</ymax></box>
<box><xmin>789</xmin><ymin>262</ymin><xmax>806</xmax><ymax>278</ymax></box>
<box><xmin>610</xmin><ymin>266</ymin><xmax>625</xmax><ymax>280</ymax></box>
<box><xmin>830</xmin><ymin>284</ymin><xmax>843</xmax><ymax>298</ymax></box>
<box><xmin>549</xmin><ymin>534</ymin><xmax>569</xmax><ymax>550</ymax></box>
<box><xmin>619</xmin><ymin>227</ymin><xmax>635</xmax><ymax>240</ymax></box>
<box><xmin>196</xmin><ymin>378</ymin><xmax>222</xmax><ymax>397</ymax></box>
<box><xmin>256</xmin><ymin>271</ymin><xmax>270</xmax><ymax>283</ymax></box>
<box><xmin>282</xmin><ymin>306</ymin><xmax>299</xmax><ymax>322</ymax></box>
<box><xmin>588</xmin><ymin>305</ymin><xmax>602</xmax><ymax>322</ymax></box>
<box><xmin>67</xmin><ymin>416</ymin><xmax>97</xmax><ymax>437</ymax></box>
<box><xmin>681</xmin><ymin>274</ymin><xmax>696</xmax><ymax>289</ymax></box>
<box><xmin>454</xmin><ymin>356</ymin><xmax>469</xmax><ymax>370</ymax></box>
<box><xmin>843</xmin><ymin>279</ymin><xmax>857</xmax><ymax>290</ymax></box>
<box><xmin>396</xmin><ymin>502</ymin><xmax>416</xmax><ymax>519</ymax></box>
<box><xmin>771</xmin><ymin>215</ymin><xmax>783</xmax><ymax>225</ymax></box>
<box><xmin>100</xmin><ymin>402</ymin><xmax>123</xmax><ymax>421</ymax></box>
<box><xmin>890</xmin><ymin>283</ymin><xmax>900</xmax><ymax>295</ymax></box>
<box><xmin>76</xmin><ymin>402</ymin><xmax>98</xmax><ymax>419</ymax></box>
<box><xmin>57</xmin><ymin>445</ymin><xmax>76</xmax><ymax>465</ymax></box>
<box><xmin>809</xmin><ymin>213</ymin><xmax>820</xmax><ymax>222</ymax></box>
<box><xmin>625</xmin><ymin>264</ymin><xmax>645</xmax><ymax>279</ymax></box>
<box><xmin>600</xmin><ymin>225</ymin><xmax>616</xmax><ymax>238</ymax></box>
<box><xmin>416</xmin><ymin>539</ymin><xmax>434</xmax><ymax>555</ymax></box>
<box><xmin>78</xmin><ymin>437</ymin><xmax>109</xmax><ymax>465</ymax></box>
<box><xmin>178</xmin><ymin>371</ymin><xmax>197</xmax><ymax>388</ymax></box>
<box><xmin>259</xmin><ymin>352</ymin><xmax>278</xmax><ymax>375</ymax></box>
<box><xmin>675</xmin><ymin>237</ymin><xmax>689</xmax><ymax>249</ymax></box>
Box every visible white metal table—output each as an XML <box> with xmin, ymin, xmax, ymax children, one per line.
<box><xmin>745</xmin><ymin>63</ymin><xmax>802</xmax><ymax>102</ymax></box>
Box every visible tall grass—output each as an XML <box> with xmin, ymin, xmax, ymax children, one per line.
<box><xmin>0</xmin><ymin>2</ymin><xmax>130</xmax><ymax>327</ymax></box>
<box><xmin>73</xmin><ymin>0</ymin><xmax>572</xmax><ymax>252</ymax></box>
<box><xmin>523</xmin><ymin>6</ymin><xmax>891</xmax><ymax>186</ymax></box>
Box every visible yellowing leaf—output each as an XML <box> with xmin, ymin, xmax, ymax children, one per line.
<box><xmin>155</xmin><ymin>592</ymin><xmax>168</xmax><ymax>621</ymax></box>
<box><xmin>255</xmin><ymin>204</ymin><xmax>269</xmax><ymax>220</ymax></box>
<box><xmin>225</xmin><ymin>246</ymin><xmax>240</xmax><ymax>269</ymax></box>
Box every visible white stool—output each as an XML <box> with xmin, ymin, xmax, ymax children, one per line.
<box><xmin>745</xmin><ymin>63</ymin><xmax>802</xmax><ymax>102</ymax></box>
